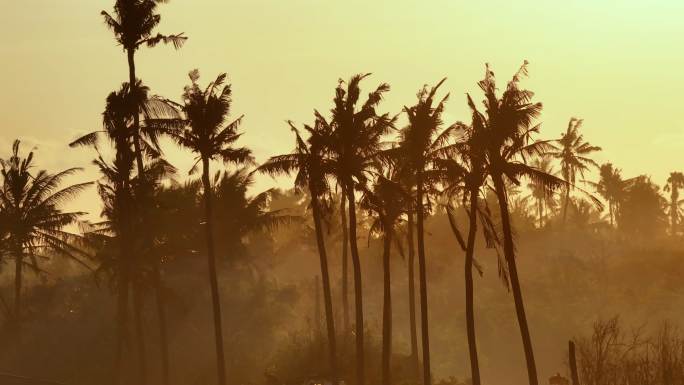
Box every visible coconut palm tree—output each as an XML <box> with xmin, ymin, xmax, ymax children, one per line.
<box><xmin>101</xmin><ymin>0</ymin><xmax>185</xmax><ymax>175</ymax></box>
<box><xmin>70</xmin><ymin>82</ymin><xmax>179</xmax><ymax>385</ymax></box>
<box><xmin>0</xmin><ymin>140</ymin><xmax>91</xmax><ymax>326</ymax></box>
<box><xmin>588</xmin><ymin>163</ymin><xmax>625</xmax><ymax>227</ymax></box>
<box><xmin>467</xmin><ymin>62</ymin><xmax>575</xmax><ymax>385</ymax></box>
<box><xmin>324</xmin><ymin>73</ymin><xmax>395</xmax><ymax>385</ymax></box>
<box><xmin>169</xmin><ymin>70</ymin><xmax>253</xmax><ymax>385</ymax></box>
<box><xmin>394</xmin><ymin>79</ymin><xmax>453</xmax><ymax>385</ymax></box>
<box><xmin>664</xmin><ymin>171</ymin><xmax>684</xmax><ymax>236</ymax></box>
<box><xmin>360</xmin><ymin>172</ymin><xmax>408</xmax><ymax>385</ymax></box>
<box><xmin>259</xmin><ymin>119</ymin><xmax>339</xmax><ymax>384</ymax></box>
<box><xmin>548</xmin><ymin>118</ymin><xmax>601</xmax><ymax>225</ymax></box>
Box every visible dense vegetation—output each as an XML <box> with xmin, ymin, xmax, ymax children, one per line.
<box><xmin>1</xmin><ymin>2</ymin><xmax>682</xmax><ymax>385</ymax></box>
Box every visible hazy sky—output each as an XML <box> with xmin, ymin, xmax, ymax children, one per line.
<box><xmin>1</xmin><ymin>0</ymin><xmax>683</xmax><ymax>219</ymax></box>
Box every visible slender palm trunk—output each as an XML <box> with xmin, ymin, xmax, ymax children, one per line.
<box><xmin>115</xmin><ymin>268</ymin><xmax>131</xmax><ymax>385</ymax></box>
<box><xmin>492</xmin><ymin>174</ymin><xmax>538</xmax><ymax>385</ymax></box>
<box><xmin>201</xmin><ymin>157</ymin><xmax>227</xmax><ymax>385</ymax></box>
<box><xmin>126</xmin><ymin>49</ymin><xmax>145</xmax><ymax>176</ymax></box>
<box><xmin>562</xmin><ymin>185</ymin><xmax>570</xmax><ymax>225</ymax></box>
<box><xmin>133</xmin><ymin>284</ymin><xmax>147</xmax><ymax>385</ymax></box>
<box><xmin>381</xmin><ymin>229</ymin><xmax>393</xmax><ymax>385</ymax></box>
<box><xmin>537</xmin><ymin>198</ymin><xmax>543</xmax><ymax>229</ymax></box>
<box><xmin>415</xmin><ymin>174</ymin><xmax>431</xmax><ymax>385</ymax></box>
<box><xmin>465</xmin><ymin>188</ymin><xmax>481</xmax><ymax>385</ymax></box>
<box><xmin>341</xmin><ymin>192</ymin><xmax>350</xmax><ymax>345</ymax></box>
<box><xmin>152</xmin><ymin>266</ymin><xmax>171</xmax><ymax>385</ymax></box>
<box><xmin>407</xmin><ymin>212</ymin><xmax>420</xmax><ymax>381</ymax></box>
<box><xmin>311</xmin><ymin>193</ymin><xmax>339</xmax><ymax>384</ymax></box>
<box><xmin>345</xmin><ymin>185</ymin><xmax>365</xmax><ymax>385</ymax></box>
<box><xmin>609</xmin><ymin>202</ymin><xmax>614</xmax><ymax>227</ymax></box>
<box><xmin>13</xmin><ymin>247</ymin><xmax>22</xmax><ymax>326</ymax></box>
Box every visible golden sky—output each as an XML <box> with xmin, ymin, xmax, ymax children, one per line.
<box><xmin>1</xmin><ymin>0</ymin><xmax>683</xmax><ymax>219</ymax></box>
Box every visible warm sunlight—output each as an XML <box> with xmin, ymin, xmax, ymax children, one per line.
<box><xmin>0</xmin><ymin>1</ymin><xmax>683</xmax><ymax>385</ymax></box>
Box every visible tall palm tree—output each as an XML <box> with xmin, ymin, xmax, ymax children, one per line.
<box><xmin>101</xmin><ymin>0</ymin><xmax>186</xmax><ymax>175</ymax></box>
<box><xmin>548</xmin><ymin>118</ymin><xmax>601</xmax><ymax>225</ymax></box>
<box><xmin>360</xmin><ymin>172</ymin><xmax>408</xmax><ymax>385</ymax></box>
<box><xmin>588</xmin><ymin>163</ymin><xmax>625</xmax><ymax>227</ymax></box>
<box><xmin>70</xmin><ymin>82</ymin><xmax>179</xmax><ymax>385</ymax></box>
<box><xmin>468</xmin><ymin>62</ymin><xmax>572</xmax><ymax>385</ymax></box>
<box><xmin>259</xmin><ymin>119</ymin><xmax>339</xmax><ymax>384</ymax></box>
<box><xmin>664</xmin><ymin>172</ymin><xmax>684</xmax><ymax>236</ymax></box>
<box><xmin>325</xmin><ymin>73</ymin><xmax>395</xmax><ymax>385</ymax></box>
<box><xmin>395</xmin><ymin>79</ymin><xmax>453</xmax><ymax>385</ymax></box>
<box><xmin>0</xmin><ymin>140</ymin><xmax>91</xmax><ymax>326</ymax></box>
<box><xmin>169</xmin><ymin>70</ymin><xmax>253</xmax><ymax>385</ymax></box>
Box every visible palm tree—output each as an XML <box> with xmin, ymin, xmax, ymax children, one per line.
<box><xmin>589</xmin><ymin>163</ymin><xmax>625</xmax><ymax>227</ymax></box>
<box><xmin>664</xmin><ymin>172</ymin><xmax>684</xmax><ymax>236</ymax></box>
<box><xmin>526</xmin><ymin>157</ymin><xmax>558</xmax><ymax>228</ymax></box>
<box><xmin>259</xmin><ymin>119</ymin><xmax>339</xmax><ymax>384</ymax></box>
<box><xmin>467</xmin><ymin>62</ymin><xmax>572</xmax><ymax>385</ymax></box>
<box><xmin>101</xmin><ymin>0</ymin><xmax>186</xmax><ymax>175</ymax></box>
<box><xmin>548</xmin><ymin>118</ymin><xmax>601</xmax><ymax>225</ymax></box>
<box><xmin>0</xmin><ymin>140</ymin><xmax>91</xmax><ymax>326</ymax></box>
<box><xmin>325</xmin><ymin>73</ymin><xmax>395</xmax><ymax>385</ymax></box>
<box><xmin>70</xmin><ymin>82</ymin><xmax>179</xmax><ymax>385</ymax></box>
<box><xmin>395</xmin><ymin>79</ymin><xmax>453</xmax><ymax>385</ymax></box>
<box><xmin>360</xmin><ymin>172</ymin><xmax>408</xmax><ymax>385</ymax></box>
<box><xmin>169</xmin><ymin>70</ymin><xmax>253</xmax><ymax>385</ymax></box>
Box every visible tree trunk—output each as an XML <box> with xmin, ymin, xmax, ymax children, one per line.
<box><xmin>381</xmin><ymin>229</ymin><xmax>393</xmax><ymax>385</ymax></box>
<box><xmin>415</xmin><ymin>174</ymin><xmax>431</xmax><ymax>385</ymax></box>
<box><xmin>201</xmin><ymin>157</ymin><xmax>227</xmax><ymax>385</ymax></box>
<box><xmin>345</xmin><ymin>185</ymin><xmax>365</xmax><ymax>385</ymax></box>
<box><xmin>126</xmin><ymin>49</ymin><xmax>145</xmax><ymax>176</ymax></box>
<box><xmin>492</xmin><ymin>174</ymin><xmax>538</xmax><ymax>385</ymax></box>
<box><xmin>311</xmin><ymin>194</ymin><xmax>339</xmax><ymax>384</ymax></box>
<box><xmin>537</xmin><ymin>198</ymin><xmax>543</xmax><ymax>229</ymax></box>
<box><xmin>465</xmin><ymin>188</ymin><xmax>481</xmax><ymax>385</ymax></box>
<box><xmin>133</xmin><ymin>284</ymin><xmax>147</xmax><ymax>385</ymax></box>
<box><xmin>340</xmin><ymin>192</ymin><xmax>350</xmax><ymax>347</ymax></box>
<box><xmin>13</xmin><ymin>248</ymin><xmax>22</xmax><ymax>326</ymax></box>
<box><xmin>562</xmin><ymin>185</ymin><xmax>570</xmax><ymax>225</ymax></box>
<box><xmin>152</xmin><ymin>266</ymin><xmax>171</xmax><ymax>385</ymax></box>
<box><xmin>407</xmin><ymin>212</ymin><xmax>420</xmax><ymax>382</ymax></box>
<box><xmin>569</xmin><ymin>340</ymin><xmax>579</xmax><ymax>385</ymax></box>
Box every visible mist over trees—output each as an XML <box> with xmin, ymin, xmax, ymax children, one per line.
<box><xmin>1</xmin><ymin>2</ymin><xmax>683</xmax><ymax>385</ymax></box>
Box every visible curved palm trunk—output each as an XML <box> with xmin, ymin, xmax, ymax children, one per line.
<box><xmin>381</xmin><ymin>229</ymin><xmax>393</xmax><ymax>385</ymax></box>
<box><xmin>492</xmin><ymin>174</ymin><xmax>538</xmax><ymax>385</ymax></box>
<box><xmin>407</xmin><ymin>212</ymin><xmax>420</xmax><ymax>381</ymax></box>
<box><xmin>133</xmin><ymin>284</ymin><xmax>148</xmax><ymax>385</ymax></box>
<box><xmin>152</xmin><ymin>266</ymin><xmax>171</xmax><ymax>385</ymax></box>
<box><xmin>340</xmin><ymin>195</ymin><xmax>350</xmax><ymax>347</ymax></box>
<box><xmin>115</xmin><ymin>267</ymin><xmax>131</xmax><ymax>385</ymax></box>
<box><xmin>311</xmin><ymin>192</ymin><xmax>339</xmax><ymax>384</ymax></box>
<box><xmin>465</xmin><ymin>188</ymin><xmax>481</xmax><ymax>385</ymax></box>
<box><xmin>345</xmin><ymin>185</ymin><xmax>365</xmax><ymax>385</ymax></box>
<box><xmin>415</xmin><ymin>175</ymin><xmax>431</xmax><ymax>385</ymax></box>
<box><xmin>201</xmin><ymin>157</ymin><xmax>227</xmax><ymax>385</ymax></box>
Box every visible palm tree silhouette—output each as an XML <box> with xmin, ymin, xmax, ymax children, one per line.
<box><xmin>259</xmin><ymin>119</ymin><xmax>339</xmax><ymax>384</ymax></box>
<box><xmin>664</xmin><ymin>172</ymin><xmax>684</xmax><ymax>236</ymax></box>
<box><xmin>395</xmin><ymin>79</ymin><xmax>453</xmax><ymax>385</ymax></box>
<box><xmin>0</xmin><ymin>140</ymin><xmax>91</xmax><ymax>327</ymax></box>
<box><xmin>70</xmin><ymin>82</ymin><xmax>179</xmax><ymax>385</ymax></box>
<box><xmin>548</xmin><ymin>118</ymin><xmax>601</xmax><ymax>225</ymax></box>
<box><xmin>360</xmin><ymin>172</ymin><xmax>408</xmax><ymax>385</ymax></box>
<box><xmin>325</xmin><ymin>73</ymin><xmax>395</xmax><ymax>385</ymax></box>
<box><xmin>467</xmin><ymin>62</ymin><xmax>570</xmax><ymax>385</ymax></box>
<box><xmin>169</xmin><ymin>70</ymin><xmax>253</xmax><ymax>385</ymax></box>
<box><xmin>101</xmin><ymin>0</ymin><xmax>185</xmax><ymax>176</ymax></box>
<box><xmin>589</xmin><ymin>163</ymin><xmax>625</xmax><ymax>227</ymax></box>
